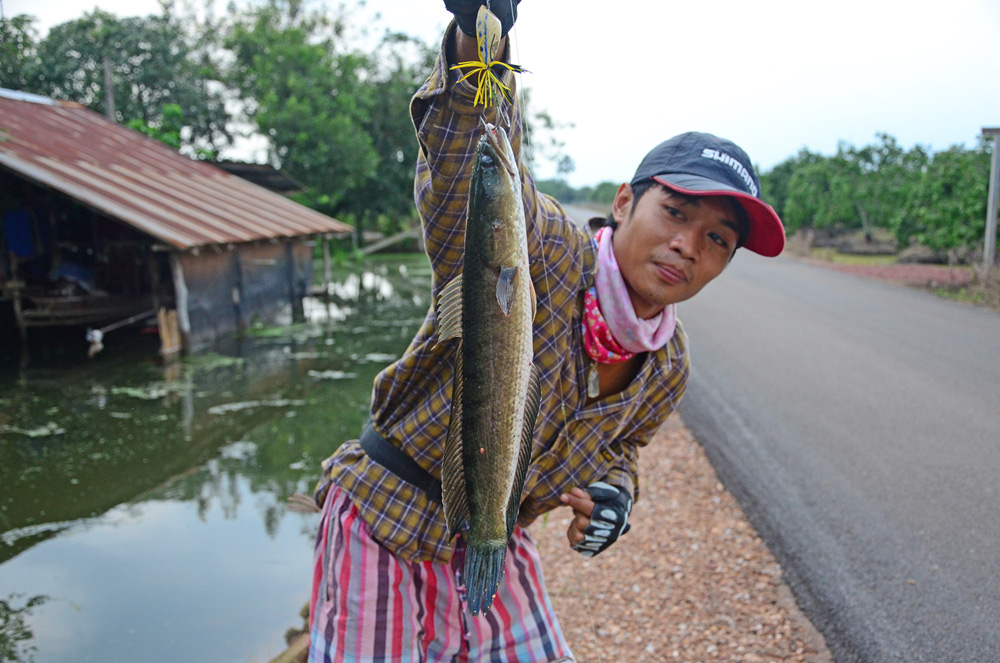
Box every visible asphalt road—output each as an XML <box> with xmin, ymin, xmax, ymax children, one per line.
<box><xmin>676</xmin><ymin>254</ymin><xmax>1000</xmax><ymax>663</ymax></box>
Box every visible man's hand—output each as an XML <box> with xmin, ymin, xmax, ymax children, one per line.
<box><xmin>560</xmin><ymin>482</ymin><xmax>632</xmax><ymax>557</ymax></box>
<box><xmin>444</xmin><ymin>0</ymin><xmax>520</xmax><ymax>38</ymax></box>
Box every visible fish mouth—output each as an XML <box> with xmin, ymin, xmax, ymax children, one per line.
<box><xmin>479</xmin><ymin>122</ymin><xmax>518</xmax><ymax>179</ymax></box>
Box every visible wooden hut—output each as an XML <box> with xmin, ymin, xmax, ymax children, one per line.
<box><xmin>0</xmin><ymin>88</ymin><xmax>352</xmax><ymax>356</ymax></box>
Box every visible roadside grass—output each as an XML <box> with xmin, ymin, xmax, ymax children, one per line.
<box><xmin>796</xmin><ymin>240</ymin><xmax>1000</xmax><ymax>313</ymax></box>
<box><xmin>961</xmin><ymin>268</ymin><xmax>1000</xmax><ymax>311</ymax></box>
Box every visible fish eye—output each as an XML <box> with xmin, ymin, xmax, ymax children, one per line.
<box><xmin>481</xmin><ymin>153</ymin><xmax>494</xmax><ymax>166</ymax></box>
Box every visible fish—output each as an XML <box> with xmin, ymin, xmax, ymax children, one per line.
<box><xmin>435</xmin><ymin>122</ymin><xmax>540</xmax><ymax>616</ymax></box>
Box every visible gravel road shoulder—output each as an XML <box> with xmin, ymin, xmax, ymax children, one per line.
<box><xmin>529</xmin><ymin>417</ymin><xmax>832</xmax><ymax>663</ymax></box>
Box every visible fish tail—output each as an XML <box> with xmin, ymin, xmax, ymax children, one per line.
<box><xmin>464</xmin><ymin>541</ymin><xmax>506</xmax><ymax>615</ymax></box>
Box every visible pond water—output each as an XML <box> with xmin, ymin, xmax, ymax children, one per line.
<box><xmin>0</xmin><ymin>255</ymin><xmax>432</xmax><ymax>662</ymax></box>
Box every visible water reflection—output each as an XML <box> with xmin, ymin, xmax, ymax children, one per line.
<box><xmin>0</xmin><ymin>593</ymin><xmax>48</xmax><ymax>663</ymax></box>
<box><xmin>0</xmin><ymin>255</ymin><xmax>432</xmax><ymax>662</ymax></box>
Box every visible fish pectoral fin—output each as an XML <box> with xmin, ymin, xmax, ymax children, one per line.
<box><xmin>442</xmin><ymin>345</ymin><xmax>470</xmax><ymax>538</ymax></box>
<box><xmin>436</xmin><ymin>274</ymin><xmax>464</xmax><ymax>343</ymax></box>
<box><xmin>496</xmin><ymin>265</ymin><xmax>518</xmax><ymax>316</ymax></box>
<box><xmin>506</xmin><ymin>363</ymin><xmax>541</xmax><ymax>540</ymax></box>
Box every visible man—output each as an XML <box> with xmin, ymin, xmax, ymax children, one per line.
<box><xmin>307</xmin><ymin>3</ymin><xmax>784</xmax><ymax>661</ymax></box>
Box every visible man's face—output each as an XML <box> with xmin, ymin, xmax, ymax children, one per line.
<box><xmin>611</xmin><ymin>182</ymin><xmax>742</xmax><ymax>318</ymax></box>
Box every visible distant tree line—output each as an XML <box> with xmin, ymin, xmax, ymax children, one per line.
<box><xmin>536</xmin><ymin>179</ymin><xmax>620</xmax><ymax>206</ymax></box>
<box><xmin>761</xmin><ymin>133</ymin><xmax>994</xmax><ymax>256</ymax></box>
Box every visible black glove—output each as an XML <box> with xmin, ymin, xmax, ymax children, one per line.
<box><xmin>571</xmin><ymin>481</ymin><xmax>632</xmax><ymax>557</ymax></box>
<box><xmin>444</xmin><ymin>0</ymin><xmax>520</xmax><ymax>38</ymax></box>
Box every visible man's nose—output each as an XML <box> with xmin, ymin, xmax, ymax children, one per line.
<box><xmin>669</xmin><ymin>227</ymin><xmax>700</xmax><ymax>260</ymax></box>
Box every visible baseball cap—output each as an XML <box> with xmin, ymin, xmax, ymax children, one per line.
<box><xmin>631</xmin><ymin>132</ymin><xmax>785</xmax><ymax>257</ymax></box>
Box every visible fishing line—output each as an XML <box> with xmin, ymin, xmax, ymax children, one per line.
<box><xmin>504</xmin><ymin>0</ymin><xmax>570</xmax><ymax>429</ymax></box>
<box><xmin>505</xmin><ymin>4</ymin><xmax>604</xmax><ymax>661</ymax></box>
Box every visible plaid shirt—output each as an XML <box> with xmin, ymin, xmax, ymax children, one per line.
<box><xmin>316</xmin><ymin>26</ymin><xmax>689</xmax><ymax>563</ymax></box>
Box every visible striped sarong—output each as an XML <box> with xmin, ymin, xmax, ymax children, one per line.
<box><xmin>309</xmin><ymin>488</ymin><xmax>574</xmax><ymax>663</ymax></box>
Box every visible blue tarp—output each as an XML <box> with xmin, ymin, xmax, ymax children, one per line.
<box><xmin>2</xmin><ymin>209</ymin><xmax>37</xmax><ymax>257</ymax></box>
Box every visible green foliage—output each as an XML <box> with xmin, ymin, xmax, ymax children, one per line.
<box><xmin>536</xmin><ymin>178</ymin><xmax>578</xmax><ymax>202</ymax></box>
<box><xmin>895</xmin><ymin>139</ymin><xmax>991</xmax><ymax>253</ymax></box>
<box><xmin>588</xmin><ymin>181</ymin><xmax>620</xmax><ymax>205</ymax></box>
<box><xmin>0</xmin><ymin>15</ymin><xmax>39</xmax><ymax>91</ymax></box>
<box><xmin>765</xmin><ymin>134</ymin><xmax>991</xmax><ymax>255</ymax></box>
<box><xmin>535</xmin><ymin>179</ymin><xmax>618</xmax><ymax>205</ymax></box>
<box><xmin>126</xmin><ymin>103</ymin><xmax>220</xmax><ymax>159</ymax></box>
<box><xmin>779</xmin><ymin>151</ymin><xmax>832</xmax><ymax>233</ymax></box>
<box><xmin>225</xmin><ymin>1</ymin><xmax>377</xmax><ymax>213</ymax></box>
<box><xmin>127</xmin><ymin>103</ymin><xmax>184</xmax><ymax>149</ymax></box>
<box><xmin>21</xmin><ymin>8</ymin><xmax>229</xmax><ymax>153</ymax></box>
<box><xmin>345</xmin><ymin>31</ymin><xmax>434</xmax><ymax>236</ymax></box>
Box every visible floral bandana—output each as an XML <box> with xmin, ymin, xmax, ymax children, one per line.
<box><xmin>582</xmin><ymin>226</ymin><xmax>676</xmax><ymax>368</ymax></box>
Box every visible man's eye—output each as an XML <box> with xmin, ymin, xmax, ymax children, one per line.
<box><xmin>664</xmin><ymin>206</ymin><xmax>682</xmax><ymax>219</ymax></box>
<box><xmin>709</xmin><ymin>232</ymin><xmax>729</xmax><ymax>248</ymax></box>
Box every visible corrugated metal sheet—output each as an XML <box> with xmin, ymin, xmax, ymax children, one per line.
<box><xmin>0</xmin><ymin>89</ymin><xmax>353</xmax><ymax>249</ymax></box>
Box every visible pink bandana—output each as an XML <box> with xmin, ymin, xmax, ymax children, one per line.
<box><xmin>582</xmin><ymin>227</ymin><xmax>676</xmax><ymax>365</ymax></box>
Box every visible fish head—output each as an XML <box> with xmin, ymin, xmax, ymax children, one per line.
<box><xmin>469</xmin><ymin>123</ymin><xmax>524</xmax><ymax>266</ymax></box>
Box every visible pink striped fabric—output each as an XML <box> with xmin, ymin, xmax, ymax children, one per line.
<box><xmin>309</xmin><ymin>488</ymin><xmax>573</xmax><ymax>663</ymax></box>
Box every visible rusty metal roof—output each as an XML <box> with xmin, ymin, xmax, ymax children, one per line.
<box><xmin>0</xmin><ymin>88</ymin><xmax>352</xmax><ymax>249</ymax></box>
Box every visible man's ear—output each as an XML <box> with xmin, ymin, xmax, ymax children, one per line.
<box><xmin>611</xmin><ymin>183</ymin><xmax>633</xmax><ymax>225</ymax></box>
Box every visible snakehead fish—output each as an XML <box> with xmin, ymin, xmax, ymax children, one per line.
<box><xmin>436</xmin><ymin>123</ymin><xmax>540</xmax><ymax>616</ymax></box>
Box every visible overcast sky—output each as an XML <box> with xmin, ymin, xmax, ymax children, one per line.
<box><xmin>8</xmin><ymin>0</ymin><xmax>1000</xmax><ymax>187</ymax></box>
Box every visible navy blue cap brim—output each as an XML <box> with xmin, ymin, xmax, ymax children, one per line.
<box><xmin>652</xmin><ymin>174</ymin><xmax>786</xmax><ymax>257</ymax></box>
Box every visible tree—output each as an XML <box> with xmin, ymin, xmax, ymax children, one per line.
<box><xmin>838</xmin><ymin>134</ymin><xmax>927</xmax><ymax>239</ymax></box>
<box><xmin>0</xmin><ymin>15</ymin><xmax>40</xmax><ymax>92</ymax></box>
<box><xmin>781</xmin><ymin>151</ymin><xmax>834</xmax><ymax>233</ymax></box>
<box><xmin>341</xmin><ymin>30</ymin><xmax>436</xmax><ymax>236</ymax></box>
<box><xmin>225</xmin><ymin>0</ymin><xmax>379</xmax><ymax>220</ymax></box>
<box><xmin>31</xmin><ymin>9</ymin><xmax>230</xmax><ymax>154</ymax></box>
<box><xmin>896</xmin><ymin>139</ymin><xmax>991</xmax><ymax>254</ymax></box>
<box><xmin>589</xmin><ymin>181</ymin><xmax>619</xmax><ymax>205</ymax></box>
<box><xmin>759</xmin><ymin>153</ymin><xmax>798</xmax><ymax>222</ymax></box>
<box><xmin>126</xmin><ymin>102</ymin><xmax>217</xmax><ymax>159</ymax></box>
<box><xmin>536</xmin><ymin>179</ymin><xmax>578</xmax><ymax>203</ymax></box>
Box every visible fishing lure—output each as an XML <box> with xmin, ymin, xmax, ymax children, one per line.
<box><xmin>450</xmin><ymin>5</ymin><xmax>528</xmax><ymax>108</ymax></box>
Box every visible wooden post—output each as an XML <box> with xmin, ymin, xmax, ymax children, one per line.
<box><xmin>10</xmin><ymin>282</ymin><xmax>26</xmax><ymax>343</ymax></box>
<box><xmin>169</xmin><ymin>252</ymin><xmax>191</xmax><ymax>353</ymax></box>
<box><xmin>321</xmin><ymin>234</ymin><xmax>332</xmax><ymax>294</ymax></box>
<box><xmin>983</xmin><ymin>128</ymin><xmax>1000</xmax><ymax>270</ymax></box>
<box><xmin>157</xmin><ymin>307</ymin><xmax>182</xmax><ymax>359</ymax></box>
<box><xmin>288</xmin><ymin>240</ymin><xmax>304</xmax><ymax>323</ymax></box>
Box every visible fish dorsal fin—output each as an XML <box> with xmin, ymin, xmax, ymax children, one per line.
<box><xmin>496</xmin><ymin>265</ymin><xmax>517</xmax><ymax>316</ymax></box>
<box><xmin>441</xmin><ymin>345</ymin><xmax>470</xmax><ymax>538</ymax></box>
<box><xmin>505</xmin><ymin>362</ymin><xmax>541</xmax><ymax>539</ymax></box>
<box><xmin>437</xmin><ymin>274</ymin><xmax>463</xmax><ymax>342</ymax></box>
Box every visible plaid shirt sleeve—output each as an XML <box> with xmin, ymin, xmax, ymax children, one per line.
<box><xmin>409</xmin><ymin>27</ymin><xmax>549</xmax><ymax>301</ymax></box>
<box><xmin>316</xmin><ymin>23</ymin><xmax>690</xmax><ymax>563</ymax></box>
